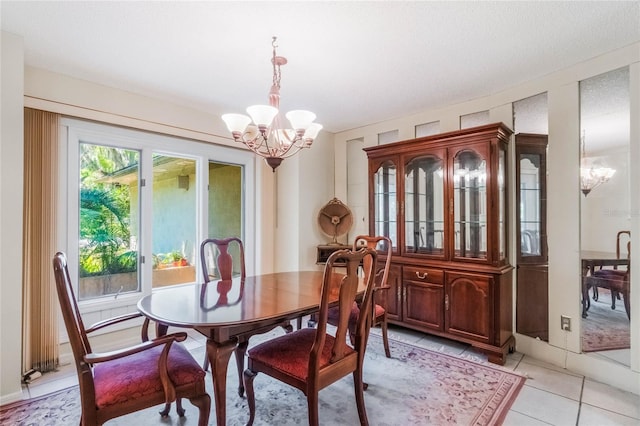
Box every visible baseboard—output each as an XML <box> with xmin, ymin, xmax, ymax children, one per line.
<box><xmin>0</xmin><ymin>389</ymin><xmax>25</xmax><ymax>407</ymax></box>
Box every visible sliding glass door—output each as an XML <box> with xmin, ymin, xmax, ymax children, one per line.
<box><xmin>65</xmin><ymin>119</ymin><xmax>253</xmax><ymax>312</ymax></box>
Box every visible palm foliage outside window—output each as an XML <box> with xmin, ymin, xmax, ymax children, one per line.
<box><xmin>78</xmin><ymin>143</ymin><xmax>139</xmax><ymax>299</ymax></box>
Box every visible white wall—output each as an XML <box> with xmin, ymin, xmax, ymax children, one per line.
<box><xmin>0</xmin><ymin>31</ymin><xmax>26</xmax><ymax>404</ymax></box>
<box><xmin>275</xmin><ymin>129</ymin><xmax>335</xmax><ymax>272</ymax></box>
<box><xmin>333</xmin><ymin>43</ymin><xmax>640</xmax><ymax>394</ymax></box>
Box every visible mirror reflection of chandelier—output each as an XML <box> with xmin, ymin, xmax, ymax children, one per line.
<box><xmin>221</xmin><ymin>37</ymin><xmax>322</xmax><ymax>172</ymax></box>
<box><xmin>580</xmin><ymin>131</ymin><xmax>615</xmax><ymax>196</ymax></box>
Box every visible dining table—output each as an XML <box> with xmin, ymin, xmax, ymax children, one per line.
<box><xmin>580</xmin><ymin>250</ymin><xmax>629</xmax><ymax>318</ymax></box>
<box><xmin>137</xmin><ymin>270</ymin><xmax>364</xmax><ymax>426</ymax></box>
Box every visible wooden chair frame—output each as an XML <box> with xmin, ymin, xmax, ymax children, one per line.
<box><xmin>243</xmin><ymin>247</ymin><xmax>378</xmax><ymax>426</ymax></box>
<box><xmin>52</xmin><ymin>252</ymin><xmax>210</xmax><ymax>426</ymax></box>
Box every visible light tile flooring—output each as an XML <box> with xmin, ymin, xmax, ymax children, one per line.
<box><xmin>21</xmin><ymin>322</ymin><xmax>640</xmax><ymax>425</ymax></box>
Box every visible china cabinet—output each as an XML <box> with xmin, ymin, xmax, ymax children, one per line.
<box><xmin>365</xmin><ymin>123</ymin><xmax>514</xmax><ymax>364</ymax></box>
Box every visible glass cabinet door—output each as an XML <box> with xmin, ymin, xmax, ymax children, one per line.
<box><xmin>452</xmin><ymin>148</ymin><xmax>487</xmax><ymax>259</ymax></box>
<box><xmin>373</xmin><ymin>160</ymin><xmax>397</xmax><ymax>250</ymax></box>
<box><xmin>404</xmin><ymin>153</ymin><xmax>445</xmax><ymax>256</ymax></box>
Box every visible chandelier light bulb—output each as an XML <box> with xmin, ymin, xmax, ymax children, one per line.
<box><xmin>285</xmin><ymin>110</ymin><xmax>316</xmax><ymax>131</ymax></box>
<box><xmin>246</xmin><ymin>105</ymin><xmax>278</xmax><ymax>128</ymax></box>
<box><xmin>221</xmin><ymin>113</ymin><xmax>251</xmax><ymax>134</ymax></box>
<box><xmin>303</xmin><ymin>123</ymin><xmax>323</xmax><ymax>140</ymax></box>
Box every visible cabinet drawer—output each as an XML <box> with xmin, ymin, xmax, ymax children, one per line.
<box><xmin>403</xmin><ymin>266</ymin><xmax>443</xmax><ymax>284</ymax></box>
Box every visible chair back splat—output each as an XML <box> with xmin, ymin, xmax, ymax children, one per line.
<box><xmin>243</xmin><ymin>247</ymin><xmax>378</xmax><ymax>426</ymax></box>
<box><xmin>52</xmin><ymin>252</ymin><xmax>210</xmax><ymax>426</ymax></box>
<box><xmin>200</xmin><ymin>237</ymin><xmax>246</xmax><ymax>282</ymax></box>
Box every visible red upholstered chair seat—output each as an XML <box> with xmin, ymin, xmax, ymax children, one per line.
<box><xmin>94</xmin><ymin>343</ymin><xmax>205</xmax><ymax>409</ymax></box>
<box><xmin>248</xmin><ymin>328</ymin><xmax>354</xmax><ymax>381</ymax></box>
<box><xmin>327</xmin><ymin>302</ymin><xmax>386</xmax><ymax>325</ymax></box>
<box><xmin>592</xmin><ymin>269</ymin><xmax>626</xmax><ymax>282</ymax></box>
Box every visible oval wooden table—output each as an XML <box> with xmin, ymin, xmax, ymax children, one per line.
<box><xmin>138</xmin><ymin>271</ymin><xmax>362</xmax><ymax>426</ymax></box>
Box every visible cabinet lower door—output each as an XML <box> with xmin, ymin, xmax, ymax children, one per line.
<box><xmin>403</xmin><ymin>281</ymin><xmax>444</xmax><ymax>331</ymax></box>
<box><xmin>445</xmin><ymin>272</ymin><xmax>493</xmax><ymax>342</ymax></box>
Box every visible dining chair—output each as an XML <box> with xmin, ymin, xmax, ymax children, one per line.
<box><xmin>327</xmin><ymin>235</ymin><xmax>393</xmax><ymax>358</ymax></box>
<box><xmin>199</xmin><ymin>237</ymin><xmax>293</xmax><ymax>397</ymax></box>
<box><xmin>243</xmin><ymin>247</ymin><xmax>378</xmax><ymax>426</ymax></box>
<box><xmin>585</xmin><ymin>237</ymin><xmax>631</xmax><ymax>320</ymax></box>
<box><xmin>52</xmin><ymin>252</ymin><xmax>210</xmax><ymax>426</ymax></box>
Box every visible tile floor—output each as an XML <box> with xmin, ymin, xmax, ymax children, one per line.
<box><xmin>21</xmin><ymin>322</ymin><xmax>640</xmax><ymax>425</ymax></box>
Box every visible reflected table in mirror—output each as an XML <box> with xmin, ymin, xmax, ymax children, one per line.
<box><xmin>581</xmin><ymin>251</ymin><xmax>629</xmax><ymax>318</ymax></box>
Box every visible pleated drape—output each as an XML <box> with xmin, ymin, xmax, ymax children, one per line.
<box><xmin>22</xmin><ymin>108</ymin><xmax>60</xmax><ymax>374</ymax></box>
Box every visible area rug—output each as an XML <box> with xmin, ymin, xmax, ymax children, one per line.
<box><xmin>0</xmin><ymin>334</ymin><xmax>525</xmax><ymax>425</ymax></box>
<box><xmin>582</xmin><ymin>288</ymin><xmax>630</xmax><ymax>352</ymax></box>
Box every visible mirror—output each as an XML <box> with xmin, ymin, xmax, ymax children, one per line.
<box><xmin>579</xmin><ymin>66</ymin><xmax>631</xmax><ymax>367</ymax></box>
<box><xmin>514</xmin><ymin>132</ymin><xmax>549</xmax><ymax>341</ymax></box>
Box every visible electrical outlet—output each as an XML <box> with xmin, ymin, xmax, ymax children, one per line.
<box><xmin>561</xmin><ymin>315</ymin><xmax>571</xmax><ymax>331</ymax></box>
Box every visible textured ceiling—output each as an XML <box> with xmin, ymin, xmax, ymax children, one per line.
<box><xmin>2</xmin><ymin>1</ymin><xmax>639</xmax><ymax>135</ymax></box>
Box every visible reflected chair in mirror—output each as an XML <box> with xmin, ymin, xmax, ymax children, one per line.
<box><xmin>52</xmin><ymin>252</ymin><xmax>210</xmax><ymax>426</ymax></box>
<box><xmin>327</xmin><ymin>235</ymin><xmax>393</xmax><ymax>358</ymax></box>
<box><xmin>589</xmin><ymin>231</ymin><xmax>630</xmax><ymax>305</ymax></box>
<box><xmin>199</xmin><ymin>237</ymin><xmax>293</xmax><ymax>397</ymax></box>
<box><xmin>243</xmin><ymin>247</ymin><xmax>378</xmax><ymax>426</ymax></box>
<box><xmin>585</xmin><ymin>232</ymin><xmax>631</xmax><ymax>320</ymax></box>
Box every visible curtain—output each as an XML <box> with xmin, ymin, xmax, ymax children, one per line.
<box><xmin>22</xmin><ymin>108</ymin><xmax>60</xmax><ymax>374</ymax></box>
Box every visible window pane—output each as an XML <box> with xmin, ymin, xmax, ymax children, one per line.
<box><xmin>152</xmin><ymin>155</ymin><xmax>196</xmax><ymax>287</ymax></box>
<box><xmin>206</xmin><ymin>162</ymin><xmax>243</xmax><ymax>276</ymax></box>
<box><xmin>78</xmin><ymin>143</ymin><xmax>140</xmax><ymax>300</ymax></box>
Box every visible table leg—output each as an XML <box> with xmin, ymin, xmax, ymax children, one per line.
<box><xmin>206</xmin><ymin>339</ymin><xmax>237</xmax><ymax>426</ymax></box>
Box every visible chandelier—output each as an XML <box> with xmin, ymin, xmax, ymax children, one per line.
<box><xmin>580</xmin><ymin>131</ymin><xmax>615</xmax><ymax>196</ymax></box>
<box><xmin>221</xmin><ymin>37</ymin><xmax>322</xmax><ymax>171</ymax></box>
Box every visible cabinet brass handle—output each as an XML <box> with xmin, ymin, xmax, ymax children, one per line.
<box><xmin>445</xmin><ymin>294</ymin><xmax>449</xmax><ymax>311</ymax></box>
<box><xmin>415</xmin><ymin>271</ymin><xmax>428</xmax><ymax>280</ymax></box>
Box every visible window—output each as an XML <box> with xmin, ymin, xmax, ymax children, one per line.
<box><xmin>62</xmin><ymin>119</ymin><xmax>255</xmax><ymax>315</ymax></box>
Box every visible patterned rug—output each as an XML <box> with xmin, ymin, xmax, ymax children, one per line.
<box><xmin>582</xmin><ymin>288</ymin><xmax>630</xmax><ymax>352</ymax></box>
<box><xmin>0</xmin><ymin>334</ymin><xmax>525</xmax><ymax>425</ymax></box>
